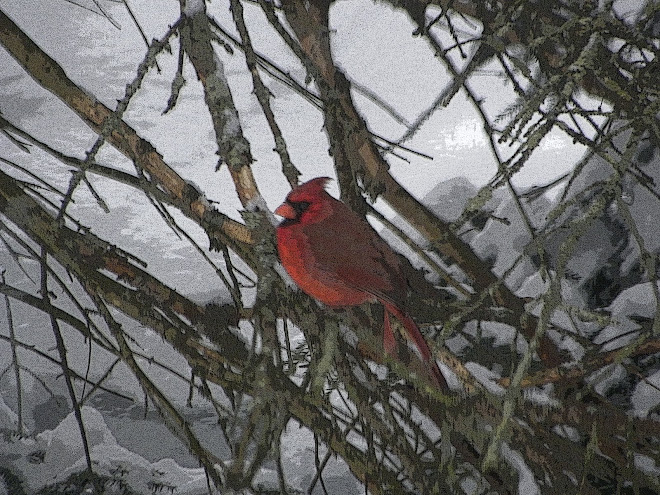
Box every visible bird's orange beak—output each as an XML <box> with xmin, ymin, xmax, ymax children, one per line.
<box><xmin>274</xmin><ymin>202</ymin><xmax>297</xmax><ymax>219</ymax></box>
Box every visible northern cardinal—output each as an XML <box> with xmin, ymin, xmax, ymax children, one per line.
<box><xmin>275</xmin><ymin>177</ymin><xmax>448</xmax><ymax>390</ymax></box>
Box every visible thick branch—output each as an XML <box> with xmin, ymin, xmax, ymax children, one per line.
<box><xmin>179</xmin><ymin>0</ymin><xmax>260</xmax><ymax>207</ymax></box>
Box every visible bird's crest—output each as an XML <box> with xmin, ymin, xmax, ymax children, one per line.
<box><xmin>287</xmin><ymin>177</ymin><xmax>332</xmax><ymax>203</ymax></box>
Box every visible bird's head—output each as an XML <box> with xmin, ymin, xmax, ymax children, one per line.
<box><xmin>274</xmin><ymin>177</ymin><xmax>332</xmax><ymax>227</ymax></box>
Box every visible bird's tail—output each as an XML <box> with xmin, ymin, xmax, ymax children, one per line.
<box><xmin>384</xmin><ymin>303</ymin><xmax>448</xmax><ymax>391</ymax></box>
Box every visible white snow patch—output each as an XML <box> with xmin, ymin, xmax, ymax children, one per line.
<box><xmin>631</xmin><ymin>369</ymin><xmax>660</xmax><ymax>417</ymax></box>
<box><xmin>0</xmin><ymin>396</ymin><xmax>19</xmax><ymax>430</ymax></box>
<box><xmin>588</xmin><ymin>363</ymin><xmax>627</xmax><ymax>396</ymax></box>
<box><xmin>516</xmin><ymin>271</ymin><xmax>550</xmax><ymax>299</ymax></box>
<box><xmin>464</xmin><ymin>362</ymin><xmax>506</xmax><ymax>394</ymax></box>
<box><xmin>635</xmin><ymin>453</ymin><xmax>660</xmax><ymax>477</ymax></box>
<box><xmin>597</xmin><ymin>282</ymin><xmax>660</xmax><ymax>351</ymax></box>
<box><xmin>221</xmin><ymin>107</ymin><xmax>241</xmax><ymax>137</ymax></box>
<box><xmin>523</xmin><ymin>386</ymin><xmax>560</xmax><ymax>407</ymax></box>
<box><xmin>553</xmin><ymin>424</ymin><xmax>581</xmax><ymax>442</ymax></box>
<box><xmin>608</xmin><ymin>282</ymin><xmax>659</xmax><ymax>318</ymax></box>
<box><xmin>0</xmin><ymin>406</ymin><xmax>220</xmax><ymax>494</ymax></box>
<box><xmin>274</xmin><ymin>261</ymin><xmax>298</xmax><ymax>289</ymax></box>
<box><xmin>540</xmin><ymin>133</ymin><xmax>568</xmax><ymax>150</ymax></box>
<box><xmin>182</xmin><ymin>0</ymin><xmax>205</xmax><ymax>15</ymax></box>
<box><xmin>479</xmin><ymin>321</ymin><xmax>518</xmax><ymax>347</ymax></box>
<box><xmin>501</xmin><ymin>442</ymin><xmax>541</xmax><ymax>495</ymax></box>
<box><xmin>429</xmin><ymin>119</ymin><xmax>487</xmax><ymax>151</ymax></box>
<box><xmin>245</xmin><ymin>193</ymin><xmax>278</xmax><ymax>225</ymax></box>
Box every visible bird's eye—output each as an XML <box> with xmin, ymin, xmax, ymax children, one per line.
<box><xmin>291</xmin><ymin>201</ymin><xmax>310</xmax><ymax>215</ymax></box>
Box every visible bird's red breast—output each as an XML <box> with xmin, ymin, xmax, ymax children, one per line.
<box><xmin>275</xmin><ymin>177</ymin><xmax>404</xmax><ymax>308</ymax></box>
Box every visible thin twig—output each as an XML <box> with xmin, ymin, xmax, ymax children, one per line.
<box><xmin>40</xmin><ymin>247</ymin><xmax>94</xmax><ymax>472</ymax></box>
<box><xmin>1</xmin><ymin>269</ymin><xmax>24</xmax><ymax>433</ymax></box>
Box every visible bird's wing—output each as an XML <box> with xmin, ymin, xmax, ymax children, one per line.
<box><xmin>303</xmin><ymin>203</ymin><xmax>408</xmax><ymax>306</ymax></box>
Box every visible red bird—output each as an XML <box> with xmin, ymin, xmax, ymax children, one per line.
<box><xmin>275</xmin><ymin>177</ymin><xmax>447</xmax><ymax>390</ymax></box>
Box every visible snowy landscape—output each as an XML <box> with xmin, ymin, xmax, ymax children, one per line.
<box><xmin>0</xmin><ymin>0</ymin><xmax>658</xmax><ymax>493</ymax></box>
